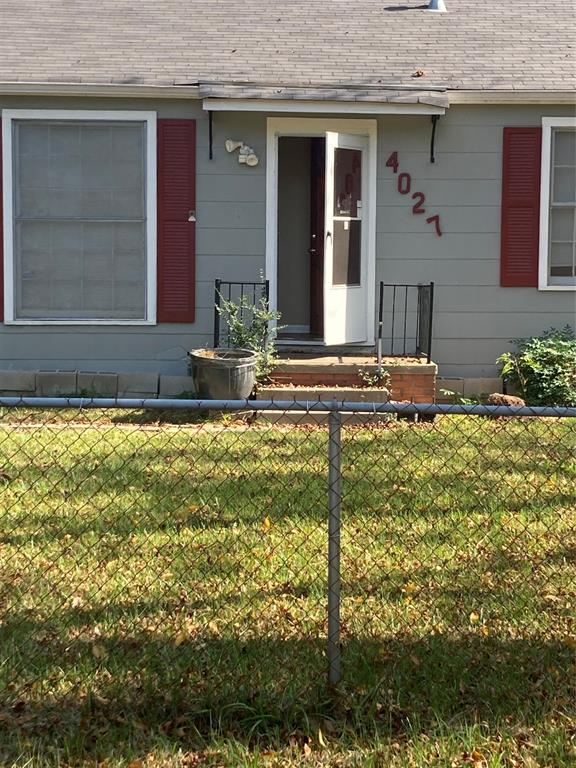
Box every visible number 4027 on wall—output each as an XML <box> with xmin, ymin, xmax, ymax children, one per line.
<box><xmin>385</xmin><ymin>151</ymin><xmax>442</xmax><ymax>237</ymax></box>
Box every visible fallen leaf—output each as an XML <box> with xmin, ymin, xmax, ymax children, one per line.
<box><xmin>471</xmin><ymin>748</ymin><xmax>486</xmax><ymax>766</ymax></box>
<box><xmin>469</xmin><ymin>611</ymin><xmax>480</xmax><ymax>624</ymax></box>
<box><xmin>318</xmin><ymin>728</ymin><xmax>327</xmax><ymax>747</ymax></box>
<box><xmin>262</xmin><ymin>516</ymin><xmax>272</xmax><ymax>532</ymax></box>
<box><xmin>92</xmin><ymin>643</ymin><xmax>107</xmax><ymax>660</ymax></box>
<box><xmin>174</xmin><ymin>630</ymin><xmax>188</xmax><ymax>647</ymax></box>
<box><xmin>303</xmin><ymin>741</ymin><xmax>312</xmax><ymax>758</ymax></box>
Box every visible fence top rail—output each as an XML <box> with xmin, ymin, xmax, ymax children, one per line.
<box><xmin>0</xmin><ymin>397</ymin><xmax>575</xmax><ymax>419</ymax></box>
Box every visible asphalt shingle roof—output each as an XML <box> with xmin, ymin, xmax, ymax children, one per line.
<box><xmin>1</xmin><ymin>0</ymin><xmax>574</xmax><ymax>93</ymax></box>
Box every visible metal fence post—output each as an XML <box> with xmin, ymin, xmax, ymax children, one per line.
<box><xmin>213</xmin><ymin>279</ymin><xmax>222</xmax><ymax>348</ymax></box>
<box><xmin>327</xmin><ymin>405</ymin><xmax>342</xmax><ymax>687</ymax></box>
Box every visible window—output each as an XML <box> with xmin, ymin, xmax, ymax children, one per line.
<box><xmin>540</xmin><ymin>117</ymin><xmax>576</xmax><ymax>290</ymax></box>
<box><xmin>2</xmin><ymin>110</ymin><xmax>156</xmax><ymax>323</ymax></box>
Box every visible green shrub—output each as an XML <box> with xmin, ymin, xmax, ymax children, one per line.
<box><xmin>497</xmin><ymin>326</ymin><xmax>576</xmax><ymax>407</ymax></box>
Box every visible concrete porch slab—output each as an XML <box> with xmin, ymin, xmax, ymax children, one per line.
<box><xmin>273</xmin><ymin>354</ymin><xmax>432</xmax><ymax>375</ymax></box>
<box><xmin>255</xmin><ymin>385</ymin><xmax>391</xmax><ymax>424</ymax></box>
<box><xmin>257</xmin><ymin>387</ymin><xmax>390</xmax><ymax>403</ymax></box>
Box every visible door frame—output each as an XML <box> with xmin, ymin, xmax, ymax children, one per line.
<box><xmin>266</xmin><ymin>117</ymin><xmax>377</xmax><ymax>345</ymax></box>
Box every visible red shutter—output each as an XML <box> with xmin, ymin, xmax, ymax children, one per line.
<box><xmin>157</xmin><ymin>119</ymin><xmax>196</xmax><ymax>322</ymax></box>
<box><xmin>501</xmin><ymin>127</ymin><xmax>542</xmax><ymax>287</ymax></box>
<box><xmin>0</xmin><ymin>121</ymin><xmax>3</xmax><ymax>322</ymax></box>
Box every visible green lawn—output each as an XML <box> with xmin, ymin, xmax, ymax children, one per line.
<box><xmin>0</xmin><ymin>409</ymin><xmax>574</xmax><ymax>767</ymax></box>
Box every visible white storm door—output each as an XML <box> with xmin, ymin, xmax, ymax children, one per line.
<box><xmin>323</xmin><ymin>132</ymin><xmax>369</xmax><ymax>346</ymax></box>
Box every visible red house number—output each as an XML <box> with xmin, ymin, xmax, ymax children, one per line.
<box><xmin>386</xmin><ymin>152</ymin><xmax>442</xmax><ymax>237</ymax></box>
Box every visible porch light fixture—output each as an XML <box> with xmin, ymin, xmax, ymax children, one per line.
<box><xmin>225</xmin><ymin>138</ymin><xmax>259</xmax><ymax>166</ymax></box>
<box><xmin>427</xmin><ymin>0</ymin><xmax>447</xmax><ymax>11</ymax></box>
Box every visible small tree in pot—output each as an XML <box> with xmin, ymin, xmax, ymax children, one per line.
<box><xmin>190</xmin><ymin>294</ymin><xmax>282</xmax><ymax>399</ymax></box>
<box><xmin>216</xmin><ymin>293</ymin><xmax>282</xmax><ymax>384</ymax></box>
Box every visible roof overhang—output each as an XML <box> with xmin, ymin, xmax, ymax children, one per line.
<box><xmin>198</xmin><ymin>82</ymin><xmax>449</xmax><ymax>113</ymax></box>
<box><xmin>0</xmin><ymin>82</ymin><xmax>200</xmax><ymax>98</ymax></box>
<box><xmin>202</xmin><ymin>98</ymin><xmax>446</xmax><ymax>115</ymax></box>
<box><xmin>0</xmin><ymin>82</ymin><xmax>573</xmax><ymax>107</ymax></box>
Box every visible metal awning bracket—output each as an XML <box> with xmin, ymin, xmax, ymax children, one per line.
<box><xmin>208</xmin><ymin>110</ymin><xmax>214</xmax><ymax>160</ymax></box>
<box><xmin>430</xmin><ymin>115</ymin><xmax>440</xmax><ymax>163</ymax></box>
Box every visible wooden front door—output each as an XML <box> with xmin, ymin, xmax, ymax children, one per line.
<box><xmin>309</xmin><ymin>138</ymin><xmax>325</xmax><ymax>338</ymax></box>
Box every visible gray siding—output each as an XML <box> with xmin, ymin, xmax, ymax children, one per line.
<box><xmin>0</xmin><ymin>98</ymin><xmax>574</xmax><ymax>378</ymax></box>
<box><xmin>376</xmin><ymin>105</ymin><xmax>576</xmax><ymax>377</ymax></box>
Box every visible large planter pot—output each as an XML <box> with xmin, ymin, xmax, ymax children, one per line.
<box><xmin>189</xmin><ymin>348</ymin><xmax>258</xmax><ymax>399</ymax></box>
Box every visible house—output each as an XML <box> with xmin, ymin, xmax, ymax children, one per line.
<box><xmin>0</xmin><ymin>0</ymin><xmax>574</xmax><ymax>398</ymax></box>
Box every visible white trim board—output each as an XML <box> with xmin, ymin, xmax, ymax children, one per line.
<box><xmin>538</xmin><ymin>116</ymin><xmax>576</xmax><ymax>292</ymax></box>
<box><xmin>0</xmin><ymin>82</ymin><xmax>200</xmax><ymax>98</ymax></box>
<box><xmin>1</xmin><ymin>108</ymin><xmax>158</xmax><ymax>324</ymax></box>
<box><xmin>266</xmin><ymin>117</ymin><xmax>378</xmax><ymax>347</ymax></box>
<box><xmin>204</xmin><ymin>99</ymin><xmax>445</xmax><ymax>115</ymax></box>
<box><xmin>449</xmin><ymin>91</ymin><xmax>576</xmax><ymax>105</ymax></box>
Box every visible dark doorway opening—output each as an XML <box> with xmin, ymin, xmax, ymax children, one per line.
<box><xmin>277</xmin><ymin>136</ymin><xmax>325</xmax><ymax>340</ymax></box>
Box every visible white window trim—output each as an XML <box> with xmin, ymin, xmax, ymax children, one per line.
<box><xmin>539</xmin><ymin>116</ymin><xmax>576</xmax><ymax>292</ymax></box>
<box><xmin>1</xmin><ymin>109</ymin><xmax>157</xmax><ymax>324</ymax></box>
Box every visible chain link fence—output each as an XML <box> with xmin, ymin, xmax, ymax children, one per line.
<box><xmin>0</xmin><ymin>397</ymin><xmax>574</xmax><ymax>754</ymax></box>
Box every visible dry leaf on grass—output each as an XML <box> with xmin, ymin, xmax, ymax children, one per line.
<box><xmin>174</xmin><ymin>630</ymin><xmax>188</xmax><ymax>647</ymax></box>
<box><xmin>91</xmin><ymin>643</ymin><xmax>107</xmax><ymax>660</ymax></box>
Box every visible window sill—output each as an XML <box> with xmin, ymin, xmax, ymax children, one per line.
<box><xmin>3</xmin><ymin>319</ymin><xmax>157</xmax><ymax>326</ymax></box>
<box><xmin>537</xmin><ymin>284</ymin><xmax>576</xmax><ymax>292</ymax></box>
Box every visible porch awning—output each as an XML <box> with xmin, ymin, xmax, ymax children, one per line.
<box><xmin>199</xmin><ymin>82</ymin><xmax>449</xmax><ymax>114</ymax></box>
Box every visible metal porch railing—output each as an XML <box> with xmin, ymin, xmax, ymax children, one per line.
<box><xmin>377</xmin><ymin>282</ymin><xmax>435</xmax><ymax>364</ymax></box>
<box><xmin>213</xmin><ymin>279</ymin><xmax>270</xmax><ymax>348</ymax></box>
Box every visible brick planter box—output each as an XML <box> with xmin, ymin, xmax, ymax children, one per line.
<box><xmin>269</xmin><ymin>359</ymin><xmax>437</xmax><ymax>403</ymax></box>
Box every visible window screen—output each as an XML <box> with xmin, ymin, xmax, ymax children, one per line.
<box><xmin>13</xmin><ymin>120</ymin><xmax>147</xmax><ymax>319</ymax></box>
<box><xmin>332</xmin><ymin>147</ymin><xmax>362</xmax><ymax>286</ymax></box>
<box><xmin>549</xmin><ymin>129</ymin><xmax>576</xmax><ymax>285</ymax></box>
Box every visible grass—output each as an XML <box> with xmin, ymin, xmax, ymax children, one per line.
<box><xmin>0</xmin><ymin>408</ymin><xmax>574</xmax><ymax>767</ymax></box>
